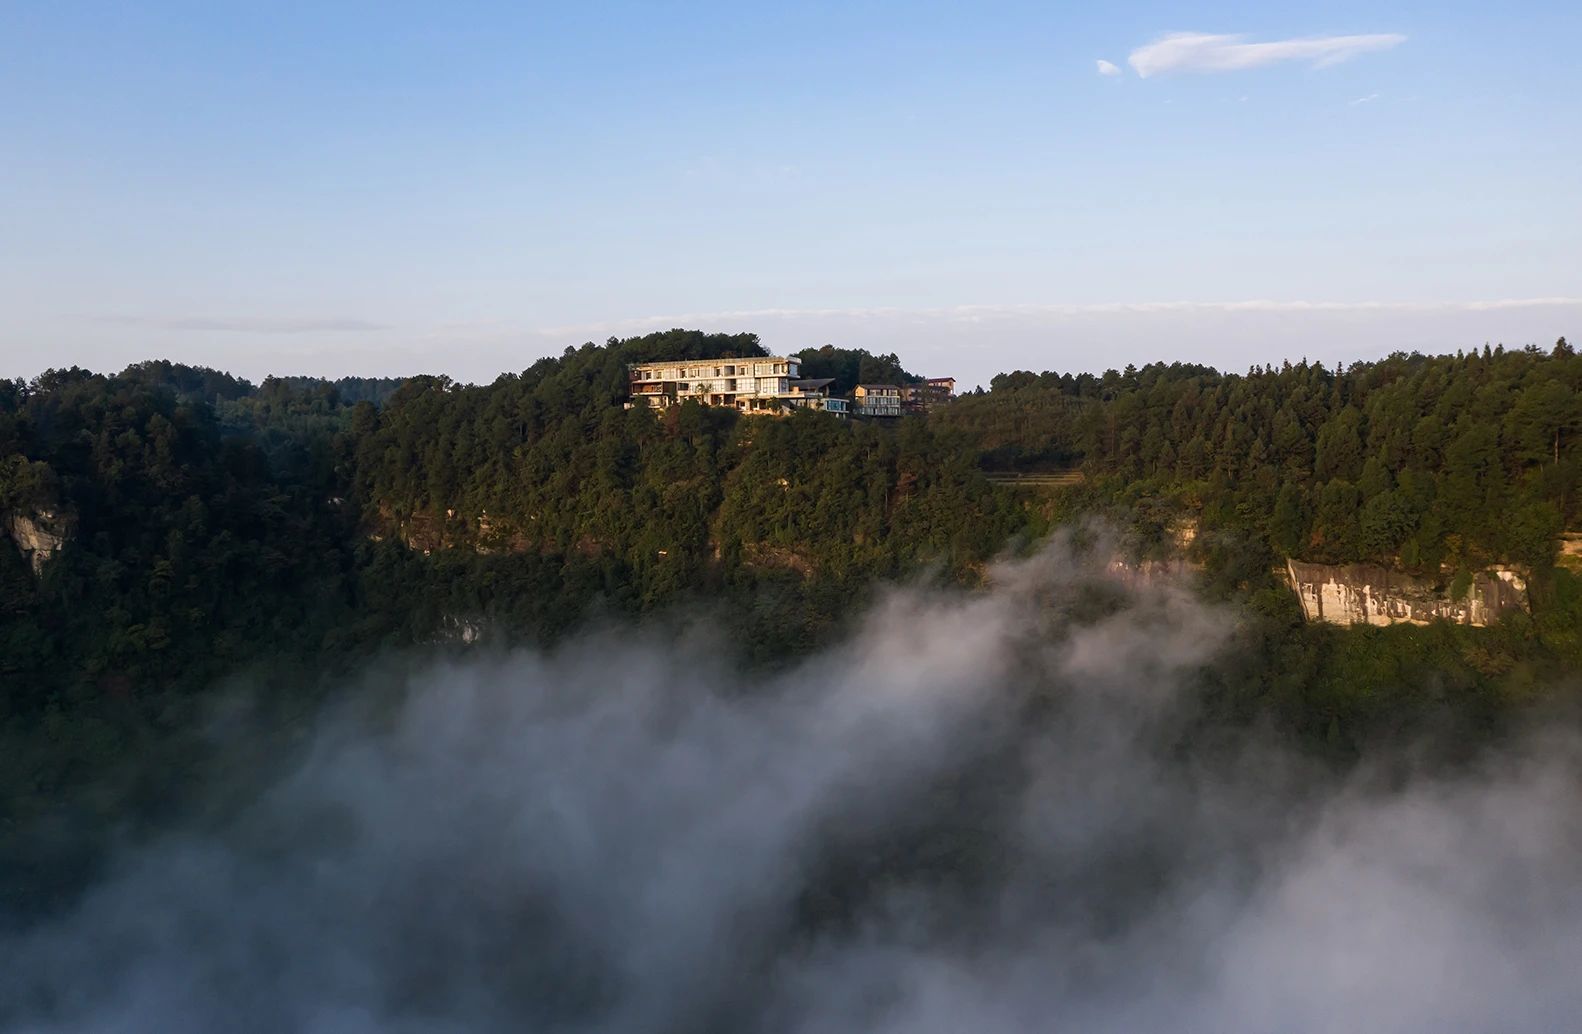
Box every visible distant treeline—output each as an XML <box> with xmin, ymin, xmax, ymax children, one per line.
<box><xmin>28</xmin><ymin>360</ymin><xmax>409</xmax><ymax>407</ymax></box>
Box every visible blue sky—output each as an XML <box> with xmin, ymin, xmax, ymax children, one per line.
<box><xmin>2</xmin><ymin>1</ymin><xmax>1577</xmax><ymax>386</ymax></box>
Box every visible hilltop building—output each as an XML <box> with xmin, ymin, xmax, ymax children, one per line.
<box><xmin>899</xmin><ymin>377</ymin><xmax>957</xmax><ymax>412</ymax></box>
<box><xmin>626</xmin><ymin>357</ymin><xmax>954</xmax><ymax>419</ymax></box>
<box><xmin>627</xmin><ymin>357</ymin><xmax>848</xmax><ymax>416</ymax></box>
<box><xmin>853</xmin><ymin>384</ymin><xmax>902</xmax><ymax>417</ymax></box>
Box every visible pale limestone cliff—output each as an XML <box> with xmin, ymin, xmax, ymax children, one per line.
<box><xmin>1284</xmin><ymin>560</ymin><xmax>1527</xmax><ymax>627</ymax></box>
<box><xmin>1558</xmin><ymin>532</ymin><xmax>1582</xmax><ymax>572</ymax></box>
<box><xmin>6</xmin><ymin>509</ymin><xmax>73</xmax><ymax>576</ymax></box>
<box><xmin>1106</xmin><ymin>556</ymin><xmax>1200</xmax><ymax>584</ymax></box>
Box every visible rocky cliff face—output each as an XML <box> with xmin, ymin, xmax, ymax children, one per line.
<box><xmin>1284</xmin><ymin>560</ymin><xmax>1527</xmax><ymax>627</ymax></box>
<box><xmin>1558</xmin><ymin>532</ymin><xmax>1582</xmax><ymax>572</ymax></box>
<box><xmin>6</xmin><ymin>509</ymin><xmax>74</xmax><ymax>576</ymax></box>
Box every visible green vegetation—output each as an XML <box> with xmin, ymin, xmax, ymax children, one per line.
<box><xmin>3</xmin><ymin>331</ymin><xmax>1582</xmax><ymax>917</ymax></box>
<box><xmin>940</xmin><ymin>342</ymin><xmax>1582</xmax><ymax>572</ymax></box>
<box><xmin>791</xmin><ymin>345</ymin><xmax>920</xmax><ymax>393</ymax></box>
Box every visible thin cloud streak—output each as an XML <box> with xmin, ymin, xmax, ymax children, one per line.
<box><xmin>28</xmin><ymin>298</ymin><xmax>1575</xmax><ymax>387</ymax></box>
<box><xmin>531</xmin><ymin>298</ymin><xmax>1582</xmax><ymax>340</ymax></box>
<box><xmin>1096</xmin><ymin>59</ymin><xmax>1122</xmax><ymax>77</ymax></box>
<box><xmin>100</xmin><ymin>316</ymin><xmax>389</xmax><ymax>334</ymax></box>
<box><xmin>1128</xmin><ymin>32</ymin><xmax>1406</xmax><ymax>78</ymax></box>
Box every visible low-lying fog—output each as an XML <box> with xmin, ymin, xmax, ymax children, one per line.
<box><xmin>4</xmin><ymin>540</ymin><xmax>1581</xmax><ymax>1033</ymax></box>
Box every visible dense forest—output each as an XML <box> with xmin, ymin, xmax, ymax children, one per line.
<box><xmin>939</xmin><ymin>341</ymin><xmax>1582</xmax><ymax>568</ymax></box>
<box><xmin>3</xmin><ymin>330</ymin><xmax>1581</xmax><ymax>920</ymax></box>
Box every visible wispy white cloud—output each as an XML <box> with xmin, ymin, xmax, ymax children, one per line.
<box><xmin>1128</xmin><ymin>31</ymin><xmax>1406</xmax><ymax>78</ymax></box>
<box><xmin>1351</xmin><ymin>93</ymin><xmax>1381</xmax><ymax>105</ymax></box>
<box><xmin>1096</xmin><ymin>59</ymin><xmax>1122</xmax><ymax>77</ymax></box>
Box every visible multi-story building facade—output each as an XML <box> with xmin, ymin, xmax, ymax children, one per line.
<box><xmin>627</xmin><ymin>357</ymin><xmax>847</xmax><ymax>416</ymax></box>
<box><xmin>899</xmin><ymin>377</ymin><xmax>957</xmax><ymax>412</ymax></box>
<box><xmin>853</xmin><ymin>384</ymin><xmax>902</xmax><ymax>417</ymax></box>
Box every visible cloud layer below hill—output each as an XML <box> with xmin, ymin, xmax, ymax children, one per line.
<box><xmin>4</xmin><ymin>542</ymin><xmax>1581</xmax><ymax>1033</ymax></box>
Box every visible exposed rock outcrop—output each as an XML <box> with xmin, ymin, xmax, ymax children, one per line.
<box><xmin>1284</xmin><ymin>560</ymin><xmax>1527</xmax><ymax>627</ymax></box>
<box><xmin>6</xmin><ymin>509</ymin><xmax>74</xmax><ymax>576</ymax></box>
<box><xmin>1559</xmin><ymin>532</ymin><xmax>1582</xmax><ymax>572</ymax></box>
<box><xmin>742</xmin><ymin>543</ymin><xmax>817</xmax><ymax>578</ymax></box>
<box><xmin>1106</xmin><ymin>556</ymin><xmax>1199</xmax><ymax>584</ymax></box>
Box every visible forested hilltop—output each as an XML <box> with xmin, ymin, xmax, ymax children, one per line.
<box><xmin>3</xmin><ymin>330</ymin><xmax>1581</xmax><ymax>917</ymax></box>
<box><xmin>939</xmin><ymin>340</ymin><xmax>1582</xmax><ymax>575</ymax></box>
